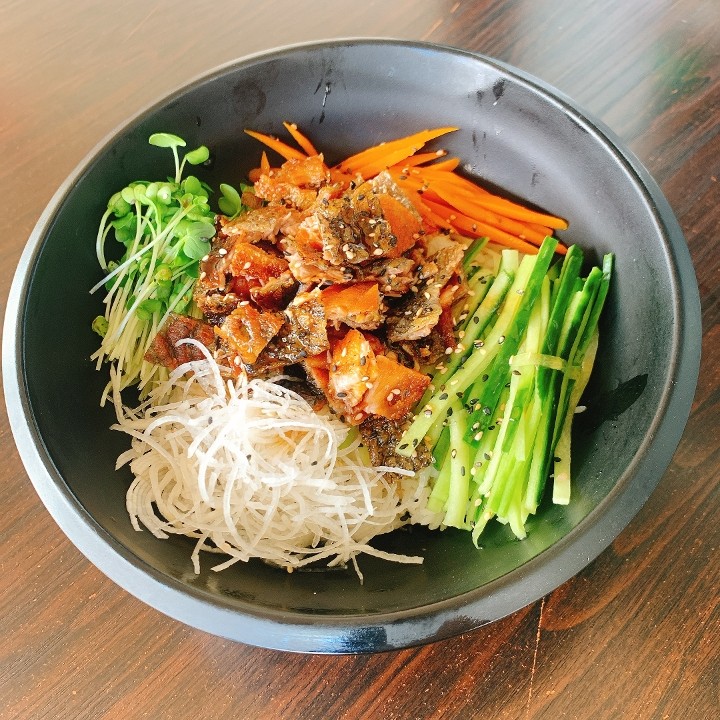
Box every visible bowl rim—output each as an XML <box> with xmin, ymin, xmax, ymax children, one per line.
<box><xmin>2</xmin><ymin>38</ymin><xmax>701</xmax><ymax>653</ymax></box>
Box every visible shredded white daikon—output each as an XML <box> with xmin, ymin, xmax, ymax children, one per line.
<box><xmin>111</xmin><ymin>341</ymin><xmax>432</xmax><ymax>577</ymax></box>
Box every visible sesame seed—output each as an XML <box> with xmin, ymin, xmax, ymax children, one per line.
<box><xmin>218</xmin><ymin>248</ymin><xmax>228</xmax><ymax>256</ymax></box>
<box><xmin>373</xmin><ymin>248</ymin><xmax>383</xmax><ymax>256</ymax></box>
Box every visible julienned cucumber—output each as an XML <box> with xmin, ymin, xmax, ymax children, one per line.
<box><xmin>397</xmin><ymin>236</ymin><xmax>613</xmax><ymax>544</ymax></box>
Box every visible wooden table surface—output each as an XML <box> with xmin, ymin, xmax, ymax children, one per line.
<box><xmin>1</xmin><ymin>1</ymin><xmax>718</xmax><ymax>718</ymax></box>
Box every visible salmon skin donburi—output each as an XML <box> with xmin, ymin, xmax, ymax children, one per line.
<box><xmin>90</xmin><ymin>125</ymin><xmax>611</xmax><ymax>575</ymax></box>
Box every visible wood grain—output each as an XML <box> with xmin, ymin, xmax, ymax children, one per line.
<box><xmin>1</xmin><ymin>1</ymin><xmax>717</xmax><ymax>719</ymax></box>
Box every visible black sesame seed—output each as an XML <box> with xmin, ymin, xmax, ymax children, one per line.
<box><xmin>439</xmin><ymin>392</ymin><xmax>448</xmax><ymax>400</ymax></box>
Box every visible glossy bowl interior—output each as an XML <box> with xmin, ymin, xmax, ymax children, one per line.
<box><xmin>3</xmin><ymin>40</ymin><xmax>700</xmax><ymax>652</ymax></box>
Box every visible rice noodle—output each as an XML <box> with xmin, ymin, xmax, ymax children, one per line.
<box><xmin>111</xmin><ymin>340</ymin><xmax>432</xmax><ymax>577</ymax></box>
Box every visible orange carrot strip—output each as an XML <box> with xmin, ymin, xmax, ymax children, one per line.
<box><xmin>336</xmin><ymin>127</ymin><xmax>458</xmax><ymax>174</ymax></box>
<box><xmin>423</xmin><ymin>169</ymin><xmax>568</xmax><ymax>229</ymax></box>
<box><xmin>427</xmin><ymin>183</ymin><xmax>549</xmax><ymax>245</ymax></box>
<box><xmin>245</xmin><ymin>129</ymin><xmax>308</xmax><ymax>162</ymax></box>
<box><xmin>387</xmin><ymin>169</ymin><xmax>427</xmax><ymax>191</ymax></box>
<box><xmin>423</xmin><ymin>157</ymin><xmax>461</xmax><ymax>172</ymax></box>
<box><xmin>418</xmin><ymin>170</ymin><xmax>569</xmax><ymax>230</ymax></box>
<box><xmin>422</xmin><ymin>198</ymin><xmax>545</xmax><ymax>254</ymax></box>
<box><xmin>392</xmin><ymin>150</ymin><xmax>448</xmax><ymax>169</ymax></box>
<box><xmin>282</xmin><ymin>122</ymin><xmax>319</xmax><ymax>156</ymax></box>
<box><xmin>260</xmin><ymin>151</ymin><xmax>270</xmax><ymax>173</ymax></box>
<box><xmin>524</xmin><ymin>221</ymin><xmax>553</xmax><ymax>236</ymax></box>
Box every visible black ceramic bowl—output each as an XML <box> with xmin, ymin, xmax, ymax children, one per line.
<box><xmin>3</xmin><ymin>40</ymin><xmax>701</xmax><ymax>653</ymax></box>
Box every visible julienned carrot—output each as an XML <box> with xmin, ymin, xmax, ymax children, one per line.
<box><xmin>244</xmin><ymin>129</ymin><xmax>308</xmax><ymax>162</ymax></box>
<box><xmin>426</xmin><ymin>185</ymin><xmax>549</xmax><ymax>245</ymax></box>
<box><xmin>419</xmin><ymin>157</ymin><xmax>460</xmax><ymax>173</ymax></box>
<box><xmin>422</xmin><ymin>198</ymin><xmax>547</xmax><ymax>255</ymax></box>
<box><xmin>352</xmin><ymin>139</ymin><xmax>455</xmax><ymax>178</ymax></box>
<box><xmin>388</xmin><ymin>170</ymin><xmax>557</xmax><ymax>248</ymax></box>
<box><xmin>244</xmin><ymin>123</ymin><xmax>569</xmax><ymax>255</ymax></box>
<box><xmin>282</xmin><ymin>122</ymin><xmax>319</xmax><ymax>156</ymax></box>
<box><xmin>392</xmin><ymin>150</ymin><xmax>448</xmax><ymax>168</ymax></box>
<box><xmin>393</xmin><ymin>157</ymin><xmax>461</xmax><ymax>174</ymax></box>
<box><xmin>336</xmin><ymin>127</ymin><xmax>458</xmax><ymax>175</ymax></box>
<box><xmin>260</xmin><ymin>151</ymin><xmax>271</xmax><ymax>173</ymax></box>
<box><xmin>524</xmin><ymin>221</ymin><xmax>554</xmax><ymax>237</ymax></box>
<box><xmin>402</xmin><ymin>189</ymin><xmax>454</xmax><ymax>231</ymax></box>
<box><xmin>415</xmin><ymin>167</ymin><xmax>569</xmax><ymax>230</ymax></box>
